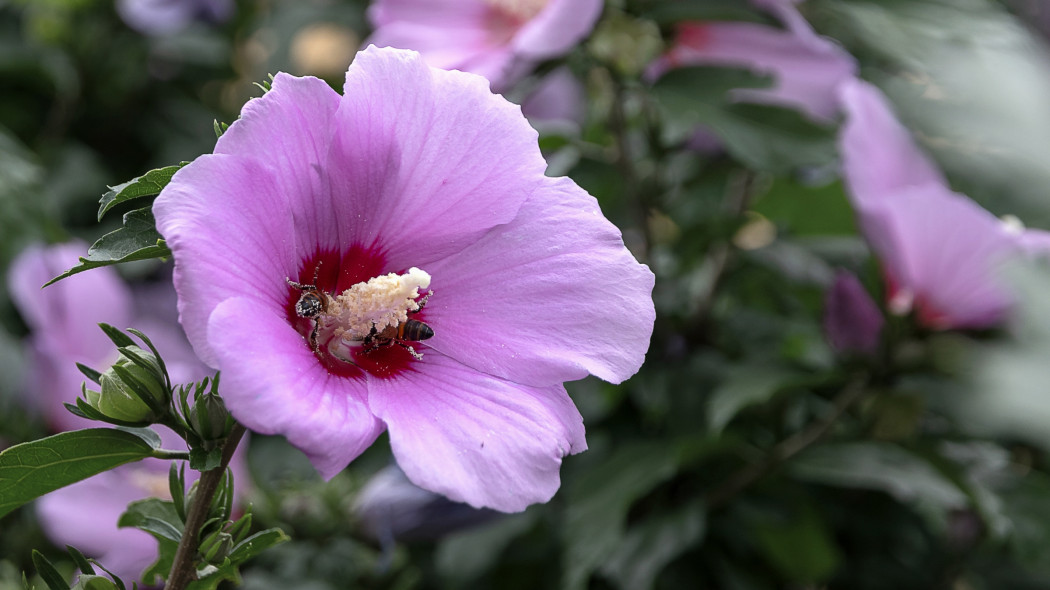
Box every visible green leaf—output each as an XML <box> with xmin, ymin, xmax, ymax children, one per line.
<box><xmin>652</xmin><ymin>66</ymin><xmax>837</xmax><ymax>173</ymax></box>
<box><xmin>76</xmin><ymin>363</ymin><xmax>102</xmax><ymax>385</ymax></box>
<box><xmin>436</xmin><ymin>513</ymin><xmax>537</xmax><ymax>584</ymax></box>
<box><xmin>636</xmin><ymin>0</ymin><xmax>766</xmax><ymax>25</ymax></box>
<box><xmin>0</xmin><ymin>429</ymin><xmax>154</xmax><ymax>518</ymax></box>
<box><xmin>789</xmin><ymin>441</ymin><xmax>969</xmax><ymax>513</ymax></box>
<box><xmin>65</xmin><ymin>546</ymin><xmax>95</xmax><ymax>576</ymax></box>
<box><xmin>189</xmin><ymin>447</ymin><xmax>223</xmax><ymax>472</ymax></box>
<box><xmin>98</xmin><ymin>324</ymin><xmax>135</xmax><ymax>349</ymax></box>
<box><xmin>751</xmin><ymin>504</ymin><xmax>841</xmax><ymax>583</ymax></box>
<box><xmin>707</xmin><ymin>364</ymin><xmax>800</xmax><ymax>434</ymax></box>
<box><xmin>97</xmin><ymin>163</ymin><xmax>186</xmax><ymax>221</ymax></box>
<box><xmin>600</xmin><ymin>500</ymin><xmax>707</xmax><ymax>590</ymax></box>
<box><xmin>563</xmin><ymin>442</ymin><xmax>682</xmax><ymax>590</ymax></box>
<box><xmin>228</xmin><ymin>528</ymin><xmax>291</xmax><ymax>564</ymax></box>
<box><xmin>32</xmin><ymin>550</ymin><xmax>70</xmax><ymax>590</ymax></box>
<box><xmin>170</xmin><ymin>463</ymin><xmax>186</xmax><ymax>523</ymax></box>
<box><xmin>44</xmin><ymin>207</ymin><xmax>171</xmax><ymax>287</ymax></box>
<box><xmin>118</xmin><ymin>498</ymin><xmax>184</xmax><ymax>544</ymax></box>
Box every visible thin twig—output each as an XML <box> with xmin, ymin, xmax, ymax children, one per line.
<box><xmin>692</xmin><ymin>170</ymin><xmax>757</xmax><ymax>322</ymax></box>
<box><xmin>164</xmin><ymin>422</ymin><xmax>247</xmax><ymax>590</ymax></box>
<box><xmin>705</xmin><ymin>376</ymin><xmax>869</xmax><ymax>510</ymax></box>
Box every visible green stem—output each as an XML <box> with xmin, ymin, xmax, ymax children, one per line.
<box><xmin>163</xmin><ymin>422</ymin><xmax>246</xmax><ymax>590</ymax></box>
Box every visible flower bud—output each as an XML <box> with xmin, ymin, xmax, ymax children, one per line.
<box><xmin>200</xmin><ymin>530</ymin><xmax>234</xmax><ymax>564</ymax></box>
<box><xmin>823</xmin><ymin>271</ymin><xmax>884</xmax><ymax>357</ymax></box>
<box><xmin>189</xmin><ymin>391</ymin><xmax>232</xmax><ymax>450</ymax></box>
<box><xmin>84</xmin><ymin>346</ymin><xmax>168</xmax><ymax>424</ymax></box>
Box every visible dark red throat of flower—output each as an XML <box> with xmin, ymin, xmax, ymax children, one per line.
<box><xmin>285</xmin><ymin>245</ymin><xmax>431</xmax><ymax>380</ymax></box>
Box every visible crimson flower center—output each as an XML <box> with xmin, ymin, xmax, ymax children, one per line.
<box><xmin>286</xmin><ymin>247</ymin><xmax>433</xmax><ymax>379</ymax></box>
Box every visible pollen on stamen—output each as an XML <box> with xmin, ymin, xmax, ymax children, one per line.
<box><xmin>325</xmin><ymin>267</ymin><xmax>432</xmax><ymax>342</ymax></box>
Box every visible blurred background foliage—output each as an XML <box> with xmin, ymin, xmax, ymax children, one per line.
<box><xmin>5</xmin><ymin>0</ymin><xmax>1050</xmax><ymax>589</ymax></box>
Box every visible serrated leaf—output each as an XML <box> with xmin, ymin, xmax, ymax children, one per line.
<box><xmin>32</xmin><ymin>550</ymin><xmax>70</xmax><ymax>590</ymax></box>
<box><xmin>44</xmin><ymin>207</ymin><xmax>171</xmax><ymax>287</ymax></box>
<box><xmin>0</xmin><ymin>429</ymin><xmax>154</xmax><ymax>518</ymax></box>
<box><xmin>97</xmin><ymin>163</ymin><xmax>186</xmax><ymax>221</ymax></box>
<box><xmin>119</xmin><ymin>498</ymin><xmax>184</xmax><ymax>543</ymax></box>
<box><xmin>228</xmin><ymin>528</ymin><xmax>291</xmax><ymax>564</ymax></box>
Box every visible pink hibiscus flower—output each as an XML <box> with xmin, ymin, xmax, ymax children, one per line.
<box><xmin>837</xmin><ymin>79</ymin><xmax>1050</xmax><ymax>329</ymax></box>
<box><xmin>8</xmin><ymin>242</ymin><xmax>247</xmax><ymax>584</ymax></box>
<box><xmin>365</xmin><ymin>0</ymin><xmax>603</xmax><ymax>90</ymax></box>
<box><xmin>650</xmin><ymin>1</ymin><xmax>856</xmax><ymax>123</ymax></box>
<box><xmin>153</xmin><ymin>47</ymin><xmax>655</xmax><ymax>512</ymax></box>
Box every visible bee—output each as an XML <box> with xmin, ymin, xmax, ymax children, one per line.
<box><xmin>286</xmin><ymin>268</ymin><xmax>330</xmax><ymax>355</ymax></box>
<box><xmin>363</xmin><ymin>290</ymin><xmax>434</xmax><ymax>360</ymax></box>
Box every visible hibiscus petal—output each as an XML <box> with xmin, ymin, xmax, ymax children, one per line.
<box><xmin>326</xmin><ymin>46</ymin><xmax>545</xmax><ymax>268</ymax></box>
<box><xmin>155</xmin><ymin>154</ymin><xmax>298</xmax><ymax>365</ymax></box>
<box><xmin>214</xmin><ymin>73</ymin><xmax>343</xmax><ymax>249</ymax></box>
<box><xmin>862</xmin><ymin>184</ymin><xmax>1017</xmax><ymax>329</ymax></box>
<box><xmin>8</xmin><ymin>242</ymin><xmax>132</xmax><ymax>359</ymax></box>
<box><xmin>423</xmin><ymin>176</ymin><xmax>655</xmax><ymax>386</ymax></box>
<box><xmin>837</xmin><ymin>78</ymin><xmax>947</xmax><ymax>207</ymax></box>
<box><xmin>366</xmin><ymin>0</ymin><xmax>499</xmax><ymax>74</ymax></box>
<box><xmin>367</xmin><ymin>352</ymin><xmax>586</xmax><ymax>512</ymax></box>
<box><xmin>513</xmin><ymin>0</ymin><xmax>603</xmax><ymax>61</ymax></box>
<box><xmin>663</xmin><ymin>21</ymin><xmax>855</xmax><ymax>123</ymax></box>
<box><xmin>36</xmin><ymin>472</ymin><xmax>158</xmax><ymax>583</ymax></box>
<box><xmin>207</xmin><ymin>297</ymin><xmax>384</xmax><ymax>478</ymax></box>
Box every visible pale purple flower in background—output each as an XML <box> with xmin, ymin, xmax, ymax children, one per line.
<box><xmin>8</xmin><ymin>242</ymin><xmax>246</xmax><ymax>584</ymax></box>
<box><xmin>154</xmin><ymin>47</ymin><xmax>655</xmax><ymax>512</ymax></box>
<box><xmin>837</xmin><ymin>79</ymin><xmax>1050</xmax><ymax>330</ymax></box>
<box><xmin>649</xmin><ymin>2</ymin><xmax>856</xmax><ymax>123</ymax></box>
<box><xmin>354</xmin><ymin>464</ymin><xmax>498</xmax><ymax>545</ymax></box>
<box><xmin>117</xmin><ymin>0</ymin><xmax>233</xmax><ymax>36</ymax></box>
<box><xmin>365</xmin><ymin>0</ymin><xmax>603</xmax><ymax>91</ymax></box>
<box><xmin>8</xmin><ymin>242</ymin><xmax>206</xmax><ymax>431</ymax></box>
<box><xmin>520</xmin><ymin>67</ymin><xmax>586</xmax><ymax>135</ymax></box>
<box><xmin>822</xmin><ymin>270</ymin><xmax>883</xmax><ymax>356</ymax></box>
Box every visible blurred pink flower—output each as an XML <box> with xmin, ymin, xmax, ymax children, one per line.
<box><xmin>837</xmin><ymin>79</ymin><xmax>1050</xmax><ymax>329</ymax></box>
<box><xmin>154</xmin><ymin>47</ymin><xmax>655</xmax><ymax>512</ymax></box>
<box><xmin>7</xmin><ymin>242</ymin><xmax>246</xmax><ymax>584</ymax></box>
<box><xmin>520</xmin><ymin>67</ymin><xmax>585</xmax><ymax>132</ymax></box>
<box><xmin>365</xmin><ymin>0</ymin><xmax>603</xmax><ymax>90</ymax></box>
<box><xmin>649</xmin><ymin>2</ymin><xmax>856</xmax><ymax>122</ymax></box>
<box><xmin>117</xmin><ymin>0</ymin><xmax>233</xmax><ymax>36</ymax></box>
<box><xmin>8</xmin><ymin>242</ymin><xmax>206</xmax><ymax>431</ymax></box>
<box><xmin>823</xmin><ymin>271</ymin><xmax>883</xmax><ymax>356</ymax></box>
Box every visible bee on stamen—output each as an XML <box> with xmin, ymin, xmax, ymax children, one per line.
<box><xmin>363</xmin><ymin>290</ymin><xmax>434</xmax><ymax>360</ymax></box>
